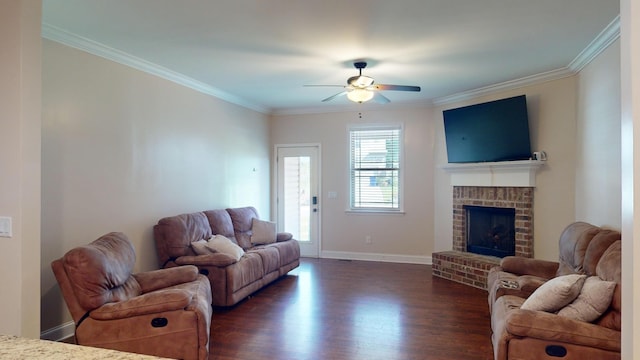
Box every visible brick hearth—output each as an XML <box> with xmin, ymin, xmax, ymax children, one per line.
<box><xmin>432</xmin><ymin>251</ymin><xmax>500</xmax><ymax>289</ymax></box>
<box><xmin>433</xmin><ymin>186</ymin><xmax>534</xmax><ymax>290</ymax></box>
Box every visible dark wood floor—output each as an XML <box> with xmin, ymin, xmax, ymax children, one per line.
<box><xmin>210</xmin><ymin>258</ymin><xmax>494</xmax><ymax>360</ymax></box>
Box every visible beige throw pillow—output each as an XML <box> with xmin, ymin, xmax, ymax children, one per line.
<box><xmin>205</xmin><ymin>235</ymin><xmax>244</xmax><ymax>261</ymax></box>
<box><xmin>191</xmin><ymin>240</ymin><xmax>213</xmax><ymax>255</ymax></box>
<box><xmin>520</xmin><ymin>274</ymin><xmax>587</xmax><ymax>313</ymax></box>
<box><xmin>251</xmin><ymin>218</ymin><xmax>277</xmax><ymax>245</ymax></box>
<box><xmin>557</xmin><ymin>276</ymin><xmax>616</xmax><ymax>322</ymax></box>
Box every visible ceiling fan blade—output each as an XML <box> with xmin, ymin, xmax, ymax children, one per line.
<box><xmin>304</xmin><ymin>84</ymin><xmax>345</xmax><ymax>87</ymax></box>
<box><xmin>373</xmin><ymin>84</ymin><xmax>421</xmax><ymax>92</ymax></box>
<box><xmin>322</xmin><ymin>91</ymin><xmax>348</xmax><ymax>102</ymax></box>
<box><xmin>372</xmin><ymin>92</ymin><xmax>391</xmax><ymax>104</ymax></box>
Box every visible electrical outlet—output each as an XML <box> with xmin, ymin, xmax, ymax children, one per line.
<box><xmin>365</xmin><ymin>235</ymin><xmax>372</xmax><ymax>244</ymax></box>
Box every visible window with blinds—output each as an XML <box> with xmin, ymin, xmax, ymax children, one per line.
<box><xmin>349</xmin><ymin>126</ymin><xmax>402</xmax><ymax>210</ymax></box>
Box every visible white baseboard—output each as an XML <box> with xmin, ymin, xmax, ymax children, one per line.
<box><xmin>40</xmin><ymin>321</ymin><xmax>74</xmax><ymax>341</ymax></box>
<box><xmin>319</xmin><ymin>251</ymin><xmax>432</xmax><ymax>265</ymax></box>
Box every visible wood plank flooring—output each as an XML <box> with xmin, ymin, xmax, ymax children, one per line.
<box><xmin>210</xmin><ymin>258</ymin><xmax>494</xmax><ymax>360</ymax></box>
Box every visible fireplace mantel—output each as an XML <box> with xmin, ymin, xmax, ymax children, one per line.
<box><xmin>441</xmin><ymin>160</ymin><xmax>545</xmax><ymax>187</ymax></box>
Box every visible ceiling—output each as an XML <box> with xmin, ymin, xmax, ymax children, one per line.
<box><xmin>42</xmin><ymin>0</ymin><xmax>620</xmax><ymax>114</ymax></box>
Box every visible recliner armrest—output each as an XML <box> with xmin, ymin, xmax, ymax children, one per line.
<box><xmin>133</xmin><ymin>265</ymin><xmax>199</xmax><ymax>294</ymax></box>
<box><xmin>89</xmin><ymin>289</ymin><xmax>192</xmax><ymax>320</ymax></box>
<box><xmin>175</xmin><ymin>253</ymin><xmax>238</xmax><ymax>267</ymax></box>
<box><xmin>277</xmin><ymin>232</ymin><xmax>293</xmax><ymax>242</ymax></box>
<box><xmin>506</xmin><ymin>309</ymin><xmax>621</xmax><ymax>352</ymax></box>
<box><xmin>500</xmin><ymin>256</ymin><xmax>559</xmax><ymax>279</ymax></box>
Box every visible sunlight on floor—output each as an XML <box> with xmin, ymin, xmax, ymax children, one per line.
<box><xmin>283</xmin><ymin>265</ymin><xmax>318</xmax><ymax>355</ymax></box>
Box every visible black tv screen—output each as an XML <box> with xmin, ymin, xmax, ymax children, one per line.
<box><xmin>443</xmin><ymin>95</ymin><xmax>532</xmax><ymax>163</ymax></box>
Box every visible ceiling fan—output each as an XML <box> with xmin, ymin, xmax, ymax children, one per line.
<box><xmin>306</xmin><ymin>61</ymin><xmax>421</xmax><ymax>104</ymax></box>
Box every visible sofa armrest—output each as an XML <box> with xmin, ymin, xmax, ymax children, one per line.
<box><xmin>133</xmin><ymin>265</ymin><xmax>199</xmax><ymax>294</ymax></box>
<box><xmin>277</xmin><ymin>232</ymin><xmax>293</xmax><ymax>242</ymax></box>
<box><xmin>493</xmin><ymin>275</ymin><xmax>548</xmax><ymax>303</ymax></box>
<box><xmin>90</xmin><ymin>289</ymin><xmax>192</xmax><ymax>320</ymax></box>
<box><xmin>500</xmin><ymin>256</ymin><xmax>559</xmax><ymax>279</ymax></box>
<box><xmin>506</xmin><ymin>309</ymin><xmax>620</xmax><ymax>352</ymax></box>
<box><xmin>175</xmin><ymin>253</ymin><xmax>238</xmax><ymax>267</ymax></box>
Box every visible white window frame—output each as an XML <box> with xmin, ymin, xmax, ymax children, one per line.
<box><xmin>347</xmin><ymin>124</ymin><xmax>404</xmax><ymax>213</ymax></box>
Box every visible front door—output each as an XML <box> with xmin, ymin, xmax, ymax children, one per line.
<box><xmin>275</xmin><ymin>145</ymin><xmax>320</xmax><ymax>257</ymax></box>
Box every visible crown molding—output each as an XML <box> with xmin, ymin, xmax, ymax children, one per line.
<box><xmin>568</xmin><ymin>15</ymin><xmax>621</xmax><ymax>72</ymax></box>
<box><xmin>41</xmin><ymin>23</ymin><xmax>270</xmax><ymax>114</ymax></box>
<box><xmin>43</xmin><ymin>14</ymin><xmax>620</xmax><ymax>115</ymax></box>
<box><xmin>433</xmin><ymin>15</ymin><xmax>620</xmax><ymax>107</ymax></box>
<box><xmin>432</xmin><ymin>67</ymin><xmax>574</xmax><ymax>106</ymax></box>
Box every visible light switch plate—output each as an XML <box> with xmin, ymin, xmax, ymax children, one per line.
<box><xmin>0</xmin><ymin>217</ymin><xmax>12</xmax><ymax>238</ymax></box>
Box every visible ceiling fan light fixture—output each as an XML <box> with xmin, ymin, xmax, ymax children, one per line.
<box><xmin>347</xmin><ymin>88</ymin><xmax>374</xmax><ymax>103</ymax></box>
<box><xmin>349</xmin><ymin>75</ymin><xmax>374</xmax><ymax>87</ymax></box>
<box><xmin>308</xmin><ymin>61</ymin><xmax>419</xmax><ymax>104</ymax></box>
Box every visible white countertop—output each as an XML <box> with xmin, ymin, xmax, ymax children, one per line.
<box><xmin>0</xmin><ymin>335</ymin><xmax>170</xmax><ymax>360</ymax></box>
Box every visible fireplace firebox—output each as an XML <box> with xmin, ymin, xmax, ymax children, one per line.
<box><xmin>464</xmin><ymin>205</ymin><xmax>515</xmax><ymax>258</ymax></box>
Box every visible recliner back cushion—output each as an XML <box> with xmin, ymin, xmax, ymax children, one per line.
<box><xmin>227</xmin><ymin>207</ymin><xmax>259</xmax><ymax>250</ymax></box>
<box><xmin>556</xmin><ymin>222</ymin><xmax>601</xmax><ymax>276</ymax></box>
<box><xmin>582</xmin><ymin>229</ymin><xmax>621</xmax><ymax>276</ymax></box>
<box><xmin>63</xmin><ymin>232</ymin><xmax>141</xmax><ymax>310</ymax></box>
<box><xmin>154</xmin><ymin>212</ymin><xmax>213</xmax><ymax>266</ymax></box>
<box><xmin>595</xmin><ymin>240</ymin><xmax>622</xmax><ymax>331</ymax></box>
<box><xmin>204</xmin><ymin>209</ymin><xmax>236</xmax><ymax>239</ymax></box>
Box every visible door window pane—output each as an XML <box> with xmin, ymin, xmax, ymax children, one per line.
<box><xmin>283</xmin><ymin>156</ymin><xmax>311</xmax><ymax>241</ymax></box>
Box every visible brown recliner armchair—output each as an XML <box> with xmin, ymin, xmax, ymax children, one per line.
<box><xmin>487</xmin><ymin>222</ymin><xmax>622</xmax><ymax>360</ymax></box>
<box><xmin>51</xmin><ymin>232</ymin><xmax>212</xmax><ymax>360</ymax></box>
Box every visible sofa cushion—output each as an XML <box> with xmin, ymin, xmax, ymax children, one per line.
<box><xmin>154</xmin><ymin>212</ymin><xmax>213</xmax><ymax>266</ymax></box>
<box><xmin>520</xmin><ymin>274</ymin><xmax>586</xmax><ymax>313</ymax></box>
<box><xmin>556</xmin><ymin>222</ymin><xmax>601</xmax><ymax>276</ymax></box>
<box><xmin>277</xmin><ymin>232</ymin><xmax>293</xmax><ymax>242</ymax></box>
<box><xmin>582</xmin><ymin>229</ymin><xmax>621</xmax><ymax>276</ymax></box>
<box><xmin>266</xmin><ymin>240</ymin><xmax>300</xmax><ymax>267</ymax></box>
<box><xmin>595</xmin><ymin>240</ymin><xmax>622</xmax><ymax>331</ymax></box>
<box><xmin>226</xmin><ymin>253</ymin><xmax>264</xmax><ymax>292</ymax></box>
<box><xmin>205</xmin><ymin>235</ymin><xmax>244</xmax><ymax>261</ymax></box>
<box><xmin>227</xmin><ymin>207</ymin><xmax>259</xmax><ymax>250</ymax></box>
<box><xmin>557</xmin><ymin>276</ymin><xmax>616</xmax><ymax>322</ymax></box>
<box><xmin>63</xmin><ymin>232</ymin><xmax>142</xmax><ymax>309</ymax></box>
<box><xmin>251</xmin><ymin>218</ymin><xmax>277</xmax><ymax>245</ymax></box>
<box><xmin>227</xmin><ymin>207</ymin><xmax>258</xmax><ymax>232</ymax></box>
<box><xmin>247</xmin><ymin>246</ymin><xmax>281</xmax><ymax>274</ymax></box>
<box><xmin>203</xmin><ymin>209</ymin><xmax>236</xmax><ymax>238</ymax></box>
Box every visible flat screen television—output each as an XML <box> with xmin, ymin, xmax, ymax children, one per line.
<box><xmin>443</xmin><ymin>95</ymin><xmax>532</xmax><ymax>163</ymax></box>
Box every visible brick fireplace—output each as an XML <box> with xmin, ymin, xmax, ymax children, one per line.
<box><xmin>452</xmin><ymin>186</ymin><xmax>533</xmax><ymax>257</ymax></box>
<box><xmin>432</xmin><ymin>160</ymin><xmax>542</xmax><ymax>290</ymax></box>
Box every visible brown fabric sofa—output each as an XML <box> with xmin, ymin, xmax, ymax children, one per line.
<box><xmin>487</xmin><ymin>222</ymin><xmax>621</xmax><ymax>360</ymax></box>
<box><xmin>52</xmin><ymin>232</ymin><xmax>212</xmax><ymax>360</ymax></box>
<box><xmin>154</xmin><ymin>206</ymin><xmax>300</xmax><ymax>307</ymax></box>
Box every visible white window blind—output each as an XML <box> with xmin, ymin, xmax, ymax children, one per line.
<box><xmin>350</xmin><ymin>126</ymin><xmax>401</xmax><ymax>210</ymax></box>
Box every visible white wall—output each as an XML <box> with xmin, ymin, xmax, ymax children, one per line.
<box><xmin>40</xmin><ymin>40</ymin><xmax>271</xmax><ymax>332</ymax></box>
<box><xmin>0</xmin><ymin>0</ymin><xmax>42</xmax><ymax>338</ymax></box>
<box><xmin>271</xmin><ymin>106</ymin><xmax>435</xmax><ymax>262</ymax></box>
<box><xmin>620</xmin><ymin>0</ymin><xmax>640</xmax><ymax>357</ymax></box>
<box><xmin>433</xmin><ymin>77</ymin><xmax>579</xmax><ymax>261</ymax></box>
<box><xmin>575</xmin><ymin>40</ymin><xmax>622</xmax><ymax>228</ymax></box>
